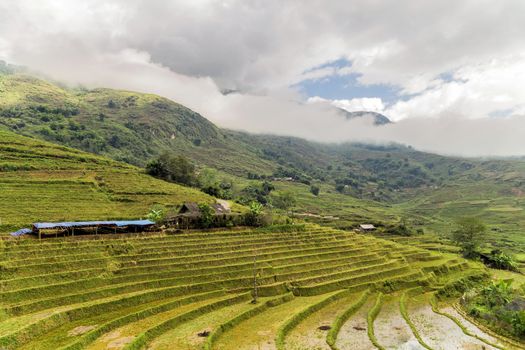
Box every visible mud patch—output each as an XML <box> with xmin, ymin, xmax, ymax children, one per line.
<box><xmin>107</xmin><ymin>336</ymin><xmax>134</xmax><ymax>349</ymax></box>
<box><xmin>99</xmin><ymin>330</ymin><xmax>122</xmax><ymax>342</ymax></box>
<box><xmin>68</xmin><ymin>325</ymin><xmax>97</xmax><ymax>336</ymax></box>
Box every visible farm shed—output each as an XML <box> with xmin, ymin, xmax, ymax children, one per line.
<box><xmin>178</xmin><ymin>202</ymin><xmax>231</xmax><ymax>216</ymax></box>
<box><xmin>179</xmin><ymin>202</ymin><xmax>202</xmax><ymax>216</ymax></box>
<box><xmin>32</xmin><ymin>220</ymin><xmax>155</xmax><ymax>239</ymax></box>
<box><xmin>10</xmin><ymin>228</ymin><xmax>32</xmax><ymax>237</ymax></box>
<box><xmin>359</xmin><ymin>224</ymin><xmax>376</xmax><ymax>232</ymax></box>
<box><xmin>168</xmin><ymin>202</ymin><xmax>235</xmax><ymax>229</ymax></box>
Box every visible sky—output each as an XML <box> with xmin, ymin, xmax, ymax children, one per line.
<box><xmin>1</xmin><ymin>0</ymin><xmax>525</xmax><ymax>156</ymax></box>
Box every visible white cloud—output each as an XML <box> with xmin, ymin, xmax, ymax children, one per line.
<box><xmin>1</xmin><ymin>0</ymin><xmax>525</xmax><ymax>156</ymax></box>
<box><xmin>308</xmin><ymin>96</ymin><xmax>385</xmax><ymax>114</ymax></box>
<box><xmin>386</xmin><ymin>54</ymin><xmax>525</xmax><ymax>121</ymax></box>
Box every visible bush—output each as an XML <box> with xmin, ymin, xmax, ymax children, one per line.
<box><xmin>511</xmin><ymin>311</ymin><xmax>525</xmax><ymax>336</ymax></box>
<box><xmin>198</xmin><ymin>203</ymin><xmax>214</xmax><ymax>228</ymax></box>
<box><xmin>147</xmin><ymin>205</ymin><xmax>166</xmax><ymax>224</ymax></box>
<box><xmin>451</xmin><ymin>217</ymin><xmax>486</xmax><ymax>259</ymax></box>
<box><xmin>244</xmin><ymin>202</ymin><xmax>264</xmax><ymax>226</ymax></box>
<box><xmin>146</xmin><ymin>153</ymin><xmax>196</xmax><ymax>186</ymax></box>
<box><xmin>486</xmin><ymin>250</ymin><xmax>518</xmax><ymax>271</ymax></box>
<box><xmin>463</xmin><ymin>279</ymin><xmax>525</xmax><ymax>338</ymax></box>
<box><xmin>383</xmin><ymin>222</ymin><xmax>412</xmax><ymax>236</ymax></box>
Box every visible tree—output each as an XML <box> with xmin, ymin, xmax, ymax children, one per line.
<box><xmin>271</xmin><ymin>191</ymin><xmax>297</xmax><ymax>213</ymax></box>
<box><xmin>147</xmin><ymin>205</ymin><xmax>166</xmax><ymax>224</ymax></box>
<box><xmin>198</xmin><ymin>168</ymin><xmax>233</xmax><ymax>199</ymax></box>
<box><xmin>245</xmin><ymin>201</ymin><xmax>264</xmax><ymax>226</ymax></box>
<box><xmin>239</xmin><ymin>181</ymin><xmax>274</xmax><ymax>205</ymax></box>
<box><xmin>107</xmin><ymin>99</ymin><xmax>117</xmax><ymax>108</ymax></box>
<box><xmin>310</xmin><ymin>185</ymin><xmax>320</xmax><ymax>196</ymax></box>
<box><xmin>198</xmin><ymin>203</ymin><xmax>214</xmax><ymax>228</ymax></box>
<box><xmin>451</xmin><ymin>217</ymin><xmax>486</xmax><ymax>258</ymax></box>
<box><xmin>146</xmin><ymin>152</ymin><xmax>196</xmax><ymax>186</ymax></box>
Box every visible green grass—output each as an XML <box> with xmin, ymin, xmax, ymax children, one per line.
<box><xmin>0</xmin><ymin>129</ymin><xmax>216</xmax><ymax>233</ymax></box>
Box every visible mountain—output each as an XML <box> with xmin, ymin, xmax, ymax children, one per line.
<box><xmin>2</xmin><ymin>70</ymin><xmax>525</xmax><ymax>256</ymax></box>
<box><xmin>0</xmin><ymin>71</ymin><xmax>468</xmax><ymax>201</ymax></box>
<box><xmin>1</xmin><ymin>71</ymin><xmax>523</xmax><ymax>202</ymax></box>
<box><xmin>337</xmin><ymin>108</ymin><xmax>392</xmax><ymax>125</ymax></box>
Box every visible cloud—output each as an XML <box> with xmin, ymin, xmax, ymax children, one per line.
<box><xmin>1</xmin><ymin>0</ymin><xmax>525</xmax><ymax>156</ymax></box>
<box><xmin>386</xmin><ymin>54</ymin><xmax>525</xmax><ymax>121</ymax></box>
<box><xmin>308</xmin><ymin>96</ymin><xmax>386</xmax><ymax>114</ymax></box>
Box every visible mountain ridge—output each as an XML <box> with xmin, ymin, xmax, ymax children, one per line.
<box><xmin>337</xmin><ymin>108</ymin><xmax>392</xmax><ymax>125</ymax></box>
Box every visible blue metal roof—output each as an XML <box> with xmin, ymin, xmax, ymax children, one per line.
<box><xmin>114</xmin><ymin>220</ymin><xmax>155</xmax><ymax>227</ymax></box>
<box><xmin>33</xmin><ymin>220</ymin><xmax>155</xmax><ymax>230</ymax></box>
<box><xmin>10</xmin><ymin>228</ymin><xmax>32</xmax><ymax>237</ymax></box>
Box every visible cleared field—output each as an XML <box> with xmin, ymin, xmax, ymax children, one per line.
<box><xmin>0</xmin><ymin>223</ymin><xmax>503</xmax><ymax>350</ymax></box>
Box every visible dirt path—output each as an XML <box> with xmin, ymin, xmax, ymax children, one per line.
<box><xmin>374</xmin><ymin>295</ymin><xmax>424</xmax><ymax>350</ymax></box>
<box><xmin>409</xmin><ymin>295</ymin><xmax>495</xmax><ymax>350</ymax></box>
<box><xmin>335</xmin><ymin>297</ymin><xmax>375</xmax><ymax>350</ymax></box>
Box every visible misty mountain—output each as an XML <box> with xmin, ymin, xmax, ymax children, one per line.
<box><xmin>1</xmin><ymin>70</ymin><xmax>523</xmax><ymax>203</ymax></box>
<box><xmin>337</xmin><ymin>108</ymin><xmax>392</xmax><ymax>125</ymax></box>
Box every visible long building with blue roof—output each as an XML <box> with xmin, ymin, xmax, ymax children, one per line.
<box><xmin>21</xmin><ymin>220</ymin><xmax>156</xmax><ymax>238</ymax></box>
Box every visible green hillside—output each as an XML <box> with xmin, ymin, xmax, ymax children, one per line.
<box><xmin>0</xmin><ymin>71</ymin><xmax>275</xmax><ymax>176</ymax></box>
<box><xmin>0</xmin><ymin>224</ymin><xmax>507</xmax><ymax>350</ymax></box>
<box><xmin>1</xmin><ymin>66</ymin><xmax>525</xmax><ymax>348</ymax></box>
<box><xmin>2</xmin><ymin>69</ymin><xmax>525</xmax><ymax>254</ymax></box>
<box><xmin>2</xmin><ymin>70</ymin><xmax>524</xmax><ymax>202</ymax></box>
<box><xmin>0</xmin><ymin>70</ymin><xmax>492</xmax><ymax>200</ymax></box>
<box><xmin>0</xmin><ymin>129</ymin><xmax>214</xmax><ymax>233</ymax></box>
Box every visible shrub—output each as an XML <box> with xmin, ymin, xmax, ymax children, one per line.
<box><xmin>451</xmin><ymin>217</ymin><xmax>486</xmax><ymax>259</ymax></box>
<box><xmin>198</xmin><ymin>203</ymin><xmax>214</xmax><ymax>228</ymax></box>
<box><xmin>146</xmin><ymin>152</ymin><xmax>196</xmax><ymax>186</ymax></box>
<box><xmin>383</xmin><ymin>222</ymin><xmax>412</xmax><ymax>236</ymax></box>
<box><xmin>147</xmin><ymin>205</ymin><xmax>166</xmax><ymax>224</ymax></box>
<box><xmin>244</xmin><ymin>202</ymin><xmax>264</xmax><ymax>226</ymax></box>
<box><xmin>511</xmin><ymin>311</ymin><xmax>525</xmax><ymax>336</ymax></box>
<box><xmin>486</xmin><ymin>250</ymin><xmax>518</xmax><ymax>271</ymax></box>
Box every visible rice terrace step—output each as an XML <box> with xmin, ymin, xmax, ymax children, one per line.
<box><xmin>0</xmin><ymin>224</ymin><xmax>517</xmax><ymax>350</ymax></box>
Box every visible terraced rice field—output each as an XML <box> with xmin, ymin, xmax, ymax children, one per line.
<box><xmin>0</xmin><ymin>225</ymin><xmax>519</xmax><ymax>349</ymax></box>
<box><xmin>0</xmin><ymin>129</ymin><xmax>215</xmax><ymax>233</ymax></box>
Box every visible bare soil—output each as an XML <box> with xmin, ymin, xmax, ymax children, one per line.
<box><xmin>67</xmin><ymin>325</ymin><xmax>97</xmax><ymax>337</ymax></box>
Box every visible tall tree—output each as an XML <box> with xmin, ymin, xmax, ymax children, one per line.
<box><xmin>451</xmin><ymin>217</ymin><xmax>486</xmax><ymax>258</ymax></box>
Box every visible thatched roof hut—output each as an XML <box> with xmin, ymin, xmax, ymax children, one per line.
<box><xmin>179</xmin><ymin>202</ymin><xmax>201</xmax><ymax>216</ymax></box>
<box><xmin>178</xmin><ymin>202</ymin><xmax>231</xmax><ymax>216</ymax></box>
